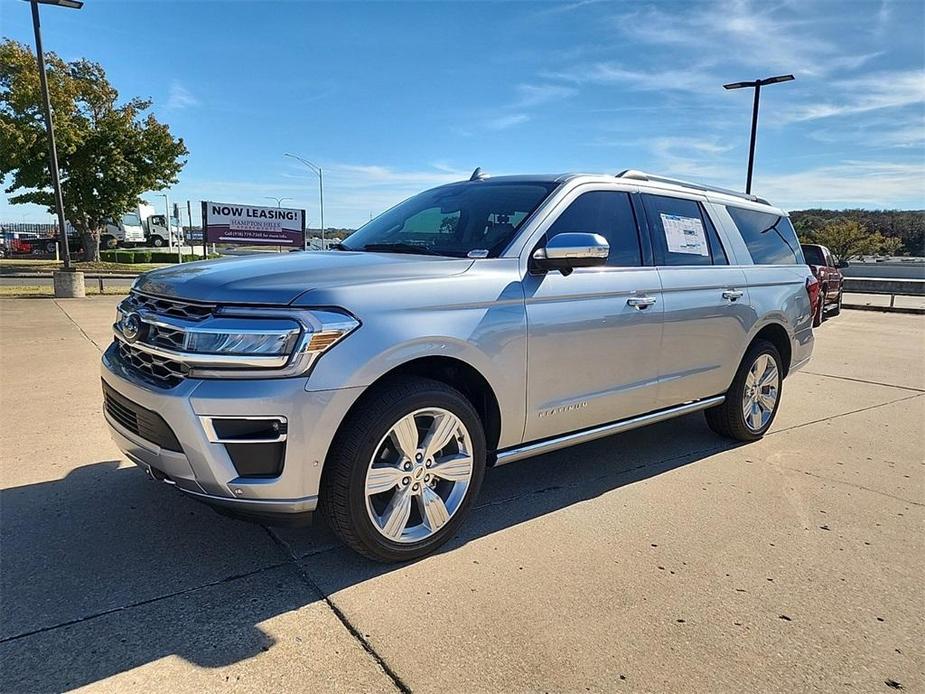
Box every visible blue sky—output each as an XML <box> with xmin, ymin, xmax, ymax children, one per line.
<box><xmin>2</xmin><ymin>0</ymin><xmax>924</xmax><ymax>227</ymax></box>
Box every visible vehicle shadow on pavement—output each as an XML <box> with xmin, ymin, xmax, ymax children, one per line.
<box><xmin>1</xmin><ymin>412</ymin><xmax>741</xmax><ymax>691</ymax></box>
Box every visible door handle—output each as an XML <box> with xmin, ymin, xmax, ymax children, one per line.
<box><xmin>722</xmin><ymin>289</ymin><xmax>744</xmax><ymax>301</ymax></box>
<box><xmin>627</xmin><ymin>296</ymin><xmax>657</xmax><ymax>309</ymax></box>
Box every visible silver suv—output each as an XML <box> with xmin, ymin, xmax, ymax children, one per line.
<box><xmin>102</xmin><ymin>170</ymin><xmax>815</xmax><ymax>561</ymax></box>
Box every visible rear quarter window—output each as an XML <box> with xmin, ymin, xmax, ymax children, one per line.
<box><xmin>728</xmin><ymin>207</ymin><xmax>804</xmax><ymax>265</ymax></box>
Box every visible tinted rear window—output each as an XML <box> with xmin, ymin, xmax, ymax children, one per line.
<box><xmin>801</xmin><ymin>244</ymin><xmax>826</xmax><ymax>266</ymax></box>
<box><xmin>728</xmin><ymin>207</ymin><xmax>804</xmax><ymax>265</ymax></box>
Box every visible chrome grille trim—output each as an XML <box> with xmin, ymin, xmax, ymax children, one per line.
<box><xmin>117</xmin><ymin>339</ymin><xmax>187</xmax><ymax>387</ymax></box>
<box><xmin>124</xmin><ymin>291</ymin><xmax>215</xmax><ymax>321</ymax></box>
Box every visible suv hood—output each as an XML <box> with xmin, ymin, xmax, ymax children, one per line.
<box><xmin>133</xmin><ymin>251</ymin><xmax>474</xmax><ymax>305</ymax></box>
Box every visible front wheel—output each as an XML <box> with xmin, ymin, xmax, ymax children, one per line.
<box><xmin>705</xmin><ymin>339</ymin><xmax>783</xmax><ymax>441</ymax></box>
<box><xmin>151</xmin><ymin>236</ymin><xmax>165</xmax><ymax>248</ymax></box>
<box><xmin>320</xmin><ymin>376</ymin><xmax>486</xmax><ymax>562</ymax></box>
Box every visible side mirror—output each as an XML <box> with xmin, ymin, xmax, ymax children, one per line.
<box><xmin>533</xmin><ymin>232</ymin><xmax>609</xmax><ymax>275</ymax></box>
<box><xmin>836</xmin><ymin>259</ymin><xmax>850</xmax><ymax>268</ymax></box>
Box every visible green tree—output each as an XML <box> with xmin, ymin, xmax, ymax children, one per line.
<box><xmin>0</xmin><ymin>39</ymin><xmax>187</xmax><ymax>260</ymax></box>
<box><xmin>878</xmin><ymin>235</ymin><xmax>904</xmax><ymax>257</ymax></box>
<box><xmin>812</xmin><ymin>220</ymin><xmax>883</xmax><ymax>263</ymax></box>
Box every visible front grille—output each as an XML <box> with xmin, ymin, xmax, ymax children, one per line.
<box><xmin>148</xmin><ymin>323</ymin><xmax>185</xmax><ymax>350</ymax></box>
<box><xmin>118</xmin><ymin>340</ymin><xmax>187</xmax><ymax>388</ymax></box>
<box><xmin>102</xmin><ymin>381</ymin><xmax>183</xmax><ymax>452</ymax></box>
<box><xmin>125</xmin><ymin>291</ymin><xmax>214</xmax><ymax>321</ymax></box>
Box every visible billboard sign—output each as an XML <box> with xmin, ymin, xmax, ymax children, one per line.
<box><xmin>202</xmin><ymin>201</ymin><xmax>305</xmax><ymax>246</ymax></box>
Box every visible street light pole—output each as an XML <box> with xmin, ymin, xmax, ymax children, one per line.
<box><xmin>28</xmin><ymin>0</ymin><xmax>83</xmax><ymax>270</ymax></box>
<box><xmin>723</xmin><ymin>74</ymin><xmax>794</xmax><ymax>194</ymax></box>
<box><xmin>284</xmin><ymin>153</ymin><xmax>325</xmax><ymax>249</ymax></box>
<box><xmin>264</xmin><ymin>196</ymin><xmax>293</xmax><ymax>208</ymax></box>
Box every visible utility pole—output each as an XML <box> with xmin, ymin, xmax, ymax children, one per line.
<box><xmin>28</xmin><ymin>0</ymin><xmax>83</xmax><ymax>275</ymax></box>
<box><xmin>723</xmin><ymin>74</ymin><xmax>794</xmax><ymax>194</ymax></box>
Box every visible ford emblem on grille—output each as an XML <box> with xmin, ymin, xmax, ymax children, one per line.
<box><xmin>122</xmin><ymin>312</ymin><xmax>144</xmax><ymax>343</ymax></box>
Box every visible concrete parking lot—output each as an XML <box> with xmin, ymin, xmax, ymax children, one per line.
<box><xmin>1</xmin><ymin>297</ymin><xmax>922</xmax><ymax>693</ymax></box>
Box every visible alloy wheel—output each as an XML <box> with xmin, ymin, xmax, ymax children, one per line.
<box><xmin>742</xmin><ymin>353</ymin><xmax>780</xmax><ymax>431</ymax></box>
<box><xmin>364</xmin><ymin>407</ymin><xmax>474</xmax><ymax>543</ymax></box>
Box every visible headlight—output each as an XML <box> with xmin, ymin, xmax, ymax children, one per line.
<box><xmin>184</xmin><ymin>318</ymin><xmax>300</xmax><ymax>356</ymax></box>
<box><xmin>113</xmin><ymin>304</ymin><xmax>359</xmax><ymax>379</ymax></box>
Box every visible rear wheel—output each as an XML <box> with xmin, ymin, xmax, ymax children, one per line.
<box><xmin>813</xmin><ymin>287</ymin><xmax>826</xmax><ymax>326</ymax></box>
<box><xmin>320</xmin><ymin>377</ymin><xmax>486</xmax><ymax>562</ymax></box>
<box><xmin>705</xmin><ymin>339</ymin><xmax>783</xmax><ymax>441</ymax></box>
<box><xmin>831</xmin><ymin>289</ymin><xmax>842</xmax><ymax>316</ymax></box>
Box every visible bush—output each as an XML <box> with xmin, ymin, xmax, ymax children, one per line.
<box><xmin>114</xmin><ymin>251</ymin><xmax>134</xmax><ymax>264</ymax></box>
<box><xmin>133</xmin><ymin>250</ymin><xmax>152</xmax><ymax>264</ymax></box>
<box><xmin>100</xmin><ymin>250</ymin><xmax>118</xmax><ymax>262</ymax></box>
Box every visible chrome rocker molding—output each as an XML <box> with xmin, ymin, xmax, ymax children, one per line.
<box><xmin>494</xmin><ymin>396</ymin><xmax>726</xmax><ymax>466</ymax></box>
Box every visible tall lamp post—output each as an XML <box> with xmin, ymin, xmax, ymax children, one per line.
<box><xmin>265</xmin><ymin>196</ymin><xmax>293</xmax><ymax>253</ymax></box>
<box><xmin>723</xmin><ymin>74</ymin><xmax>794</xmax><ymax>194</ymax></box>
<box><xmin>27</xmin><ymin>0</ymin><xmax>83</xmax><ymax>276</ymax></box>
<box><xmin>284</xmin><ymin>153</ymin><xmax>325</xmax><ymax>248</ymax></box>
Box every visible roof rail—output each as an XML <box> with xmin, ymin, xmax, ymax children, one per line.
<box><xmin>615</xmin><ymin>170</ymin><xmax>769</xmax><ymax>205</ymax></box>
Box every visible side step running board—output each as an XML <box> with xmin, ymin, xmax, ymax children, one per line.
<box><xmin>494</xmin><ymin>396</ymin><xmax>725</xmax><ymax>466</ymax></box>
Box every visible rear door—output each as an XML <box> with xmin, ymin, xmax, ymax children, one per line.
<box><xmin>522</xmin><ymin>187</ymin><xmax>663</xmax><ymax>442</ymax></box>
<box><xmin>640</xmin><ymin>193</ymin><xmax>751</xmax><ymax>408</ymax></box>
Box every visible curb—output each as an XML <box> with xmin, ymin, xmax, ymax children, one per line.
<box><xmin>843</xmin><ymin>304</ymin><xmax>925</xmax><ymax>316</ymax></box>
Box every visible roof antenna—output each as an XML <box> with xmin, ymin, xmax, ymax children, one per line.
<box><xmin>469</xmin><ymin>167</ymin><xmax>488</xmax><ymax>181</ymax></box>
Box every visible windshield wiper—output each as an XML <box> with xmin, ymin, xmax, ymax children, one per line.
<box><xmin>360</xmin><ymin>243</ymin><xmax>442</xmax><ymax>256</ymax></box>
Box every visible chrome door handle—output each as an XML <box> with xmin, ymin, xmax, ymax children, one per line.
<box><xmin>722</xmin><ymin>289</ymin><xmax>744</xmax><ymax>301</ymax></box>
<box><xmin>627</xmin><ymin>296</ymin><xmax>657</xmax><ymax>309</ymax></box>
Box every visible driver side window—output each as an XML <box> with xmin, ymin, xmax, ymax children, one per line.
<box><xmin>546</xmin><ymin>191</ymin><xmax>642</xmax><ymax>267</ymax></box>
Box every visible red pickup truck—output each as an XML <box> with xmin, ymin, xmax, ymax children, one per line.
<box><xmin>801</xmin><ymin>243</ymin><xmax>846</xmax><ymax>326</ymax></box>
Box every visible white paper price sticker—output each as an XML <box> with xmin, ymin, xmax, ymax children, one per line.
<box><xmin>660</xmin><ymin>213</ymin><xmax>709</xmax><ymax>256</ymax></box>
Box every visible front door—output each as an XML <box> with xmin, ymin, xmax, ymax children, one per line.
<box><xmin>523</xmin><ymin>188</ymin><xmax>663</xmax><ymax>443</ymax></box>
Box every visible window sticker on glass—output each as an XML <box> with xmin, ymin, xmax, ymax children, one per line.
<box><xmin>660</xmin><ymin>213</ymin><xmax>709</xmax><ymax>256</ymax></box>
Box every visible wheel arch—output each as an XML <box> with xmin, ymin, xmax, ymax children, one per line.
<box><xmin>749</xmin><ymin>322</ymin><xmax>792</xmax><ymax>377</ymax></box>
<box><xmin>332</xmin><ymin>355</ymin><xmax>503</xmax><ymax>459</ymax></box>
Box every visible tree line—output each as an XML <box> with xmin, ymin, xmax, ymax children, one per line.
<box><xmin>791</xmin><ymin>209</ymin><xmax>924</xmax><ymax>260</ymax></box>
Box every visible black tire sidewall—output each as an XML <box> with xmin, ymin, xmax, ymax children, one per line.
<box><xmin>339</xmin><ymin>382</ymin><xmax>486</xmax><ymax>561</ymax></box>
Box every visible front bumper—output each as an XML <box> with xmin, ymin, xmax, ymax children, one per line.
<box><xmin>101</xmin><ymin>342</ymin><xmax>365</xmax><ymax>520</ymax></box>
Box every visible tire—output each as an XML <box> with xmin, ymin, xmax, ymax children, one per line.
<box><xmin>705</xmin><ymin>339</ymin><xmax>783</xmax><ymax>442</ymax></box>
<box><xmin>320</xmin><ymin>376</ymin><xmax>487</xmax><ymax>562</ymax></box>
<box><xmin>813</xmin><ymin>288</ymin><xmax>826</xmax><ymax>327</ymax></box>
<box><xmin>101</xmin><ymin>235</ymin><xmax>117</xmax><ymax>250</ymax></box>
<box><xmin>831</xmin><ymin>289</ymin><xmax>842</xmax><ymax>316</ymax></box>
<box><xmin>152</xmin><ymin>237</ymin><xmax>165</xmax><ymax>248</ymax></box>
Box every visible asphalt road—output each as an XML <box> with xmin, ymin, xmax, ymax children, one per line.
<box><xmin>0</xmin><ymin>298</ymin><xmax>922</xmax><ymax>693</ymax></box>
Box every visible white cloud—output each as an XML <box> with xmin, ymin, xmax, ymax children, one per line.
<box><xmin>778</xmin><ymin>70</ymin><xmax>925</xmax><ymax>123</ymax></box>
<box><xmin>484</xmin><ymin>113</ymin><xmax>531</xmax><ymax>130</ymax></box>
<box><xmin>756</xmin><ymin>161</ymin><xmax>925</xmax><ymax>209</ymax></box>
<box><xmin>544</xmin><ymin>63</ymin><xmax>719</xmax><ymax>93</ymax></box>
<box><xmin>166</xmin><ymin>81</ymin><xmax>199</xmax><ymax>110</ymax></box>
<box><xmin>613</xmin><ymin>1</ymin><xmax>881</xmax><ymax>79</ymax></box>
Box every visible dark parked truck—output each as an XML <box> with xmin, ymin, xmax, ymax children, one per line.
<box><xmin>801</xmin><ymin>243</ymin><xmax>845</xmax><ymax>325</ymax></box>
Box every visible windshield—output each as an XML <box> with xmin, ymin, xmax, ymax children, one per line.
<box><xmin>341</xmin><ymin>181</ymin><xmax>558</xmax><ymax>257</ymax></box>
<box><xmin>121</xmin><ymin>213</ymin><xmax>142</xmax><ymax>227</ymax></box>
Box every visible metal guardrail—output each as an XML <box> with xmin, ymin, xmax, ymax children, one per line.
<box><xmin>842</xmin><ymin>277</ymin><xmax>924</xmax><ymax>314</ymax></box>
